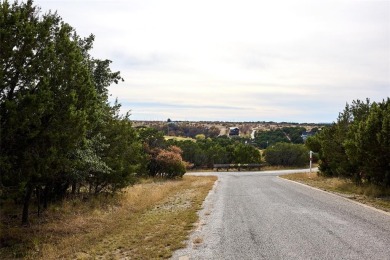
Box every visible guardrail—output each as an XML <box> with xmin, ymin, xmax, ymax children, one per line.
<box><xmin>213</xmin><ymin>163</ymin><xmax>263</xmax><ymax>171</ymax></box>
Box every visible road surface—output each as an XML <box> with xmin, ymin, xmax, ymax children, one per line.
<box><xmin>172</xmin><ymin>169</ymin><xmax>390</xmax><ymax>260</ymax></box>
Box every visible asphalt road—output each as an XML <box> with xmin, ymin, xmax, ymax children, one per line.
<box><xmin>172</xmin><ymin>169</ymin><xmax>390</xmax><ymax>260</ymax></box>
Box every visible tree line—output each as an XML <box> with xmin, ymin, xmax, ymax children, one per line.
<box><xmin>167</xmin><ymin>136</ymin><xmax>261</xmax><ymax>168</ymax></box>
<box><xmin>253</xmin><ymin>126</ymin><xmax>318</xmax><ymax>149</ymax></box>
<box><xmin>142</xmin><ymin>121</ymin><xmax>221</xmax><ymax>139</ymax></box>
<box><xmin>306</xmin><ymin>98</ymin><xmax>390</xmax><ymax>186</ymax></box>
<box><xmin>0</xmin><ymin>1</ymin><xmax>187</xmax><ymax>225</ymax></box>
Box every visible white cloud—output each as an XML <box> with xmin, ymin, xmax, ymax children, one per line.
<box><xmin>35</xmin><ymin>0</ymin><xmax>390</xmax><ymax>122</ymax></box>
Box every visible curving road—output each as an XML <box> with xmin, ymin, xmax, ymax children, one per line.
<box><xmin>172</xmin><ymin>169</ymin><xmax>390</xmax><ymax>260</ymax></box>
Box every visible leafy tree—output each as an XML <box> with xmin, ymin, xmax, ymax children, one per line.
<box><xmin>305</xmin><ymin>135</ymin><xmax>321</xmax><ymax>153</ymax></box>
<box><xmin>138</xmin><ymin>126</ymin><xmax>166</xmax><ymax>151</ymax></box>
<box><xmin>282</xmin><ymin>127</ymin><xmax>305</xmax><ymax>143</ymax></box>
<box><xmin>155</xmin><ymin>146</ymin><xmax>186</xmax><ymax>178</ymax></box>
<box><xmin>168</xmin><ymin>139</ymin><xmax>200</xmax><ymax>167</ymax></box>
<box><xmin>144</xmin><ymin>122</ymin><xmax>220</xmax><ymax>138</ymax></box>
<box><xmin>313</xmin><ymin>124</ymin><xmax>355</xmax><ymax>178</ymax></box>
<box><xmin>344</xmin><ymin>98</ymin><xmax>390</xmax><ymax>186</ymax></box>
<box><xmin>254</xmin><ymin>127</ymin><xmax>307</xmax><ymax>149</ymax></box>
<box><xmin>206</xmin><ymin>144</ymin><xmax>229</xmax><ymax>167</ymax></box>
<box><xmin>264</xmin><ymin>143</ymin><xmax>308</xmax><ymax>167</ymax></box>
<box><xmin>195</xmin><ymin>134</ymin><xmax>206</xmax><ymax>140</ymax></box>
<box><xmin>169</xmin><ymin>135</ymin><xmax>261</xmax><ymax>168</ymax></box>
<box><xmin>307</xmin><ymin>98</ymin><xmax>390</xmax><ymax>186</ymax></box>
<box><xmin>254</xmin><ymin>129</ymin><xmax>289</xmax><ymax>148</ymax></box>
<box><xmin>232</xmin><ymin>143</ymin><xmax>261</xmax><ymax>164</ymax></box>
<box><xmin>207</xmin><ymin>126</ymin><xmax>221</xmax><ymax>138</ymax></box>
<box><xmin>140</xmin><ymin>137</ymin><xmax>187</xmax><ymax>178</ymax></box>
<box><xmin>0</xmin><ymin>0</ymin><xmax>101</xmax><ymax>224</ymax></box>
<box><xmin>94</xmin><ymin>105</ymin><xmax>144</xmax><ymax>193</ymax></box>
<box><xmin>0</xmin><ymin>0</ymin><xmax>133</xmax><ymax>225</ymax></box>
<box><xmin>70</xmin><ymin>133</ymin><xmax>111</xmax><ymax>195</ymax></box>
<box><xmin>213</xmin><ymin>135</ymin><xmax>235</xmax><ymax>146</ymax></box>
<box><xmin>138</xmin><ymin>127</ymin><xmax>167</xmax><ymax>176</ymax></box>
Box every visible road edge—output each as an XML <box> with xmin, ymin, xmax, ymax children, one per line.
<box><xmin>171</xmin><ymin>175</ymin><xmax>220</xmax><ymax>260</ymax></box>
<box><xmin>278</xmin><ymin>176</ymin><xmax>390</xmax><ymax>217</ymax></box>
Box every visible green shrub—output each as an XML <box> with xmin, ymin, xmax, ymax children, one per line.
<box><xmin>264</xmin><ymin>143</ymin><xmax>308</xmax><ymax>167</ymax></box>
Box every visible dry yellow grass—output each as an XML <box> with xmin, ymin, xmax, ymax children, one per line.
<box><xmin>0</xmin><ymin>176</ymin><xmax>217</xmax><ymax>259</ymax></box>
<box><xmin>164</xmin><ymin>136</ymin><xmax>195</xmax><ymax>142</ymax></box>
<box><xmin>281</xmin><ymin>172</ymin><xmax>390</xmax><ymax>212</ymax></box>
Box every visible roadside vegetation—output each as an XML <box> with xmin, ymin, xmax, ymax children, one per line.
<box><xmin>0</xmin><ymin>176</ymin><xmax>216</xmax><ymax>259</ymax></box>
<box><xmin>281</xmin><ymin>172</ymin><xmax>390</xmax><ymax>212</ymax></box>
<box><xmin>0</xmin><ymin>1</ymin><xmax>189</xmax><ymax>227</ymax></box>
<box><xmin>306</xmin><ymin>98</ymin><xmax>389</xmax><ymax>187</ymax></box>
<box><xmin>282</xmin><ymin>98</ymin><xmax>390</xmax><ymax>212</ymax></box>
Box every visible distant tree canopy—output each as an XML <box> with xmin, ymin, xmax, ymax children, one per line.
<box><xmin>145</xmin><ymin>121</ymin><xmax>221</xmax><ymax>139</ymax></box>
<box><xmin>168</xmin><ymin>136</ymin><xmax>261</xmax><ymax>168</ymax></box>
<box><xmin>306</xmin><ymin>98</ymin><xmax>390</xmax><ymax>187</ymax></box>
<box><xmin>253</xmin><ymin>127</ymin><xmax>307</xmax><ymax>149</ymax></box>
<box><xmin>264</xmin><ymin>143</ymin><xmax>308</xmax><ymax>167</ymax></box>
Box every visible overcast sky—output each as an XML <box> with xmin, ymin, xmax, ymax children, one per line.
<box><xmin>35</xmin><ymin>0</ymin><xmax>389</xmax><ymax>123</ymax></box>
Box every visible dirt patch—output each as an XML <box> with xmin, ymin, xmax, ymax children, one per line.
<box><xmin>152</xmin><ymin>189</ymin><xmax>195</xmax><ymax>213</ymax></box>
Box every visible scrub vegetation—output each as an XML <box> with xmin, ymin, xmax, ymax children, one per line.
<box><xmin>283</xmin><ymin>98</ymin><xmax>390</xmax><ymax>212</ymax></box>
<box><xmin>0</xmin><ymin>176</ymin><xmax>216</xmax><ymax>259</ymax></box>
<box><xmin>306</xmin><ymin>98</ymin><xmax>390</xmax><ymax>187</ymax></box>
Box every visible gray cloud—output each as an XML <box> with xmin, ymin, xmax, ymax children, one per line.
<box><xmin>36</xmin><ymin>0</ymin><xmax>390</xmax><ymax>122</ymax></box>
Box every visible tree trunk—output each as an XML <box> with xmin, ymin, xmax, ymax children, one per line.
<box><xmin>36</xmin><ymin>186</ymin><xmax>41</xmax><ymax>217</ymax></box>
<box><xmin>43</xmin><ymin>184</ymin><xmax>50</xmax><ymax>209</ymax></box>
<box><xmin>22</xmin><ymin>183</ymin><xmax>33</xmax><ymax>226</ymax></box>
<box><xmin>71</xmin><ymin>181</ymin><xmax>77</xmax><ymax>195</ymax></box>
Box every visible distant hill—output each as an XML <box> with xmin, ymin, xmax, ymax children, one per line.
<box><xmin>133</xmin><ymin>120</ymin><xmax>328</xmax><ymax>138</ymax></box>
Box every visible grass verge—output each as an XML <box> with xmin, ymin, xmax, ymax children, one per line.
<box><xmin>0</xmin><ymin>176</ymin><xmax>217</xmax><ymax>259</ymax></box>
<box><xmin>281</xmin><ymin>172</ymin><xmax>390</xmax><ymax>212</ymax></box>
